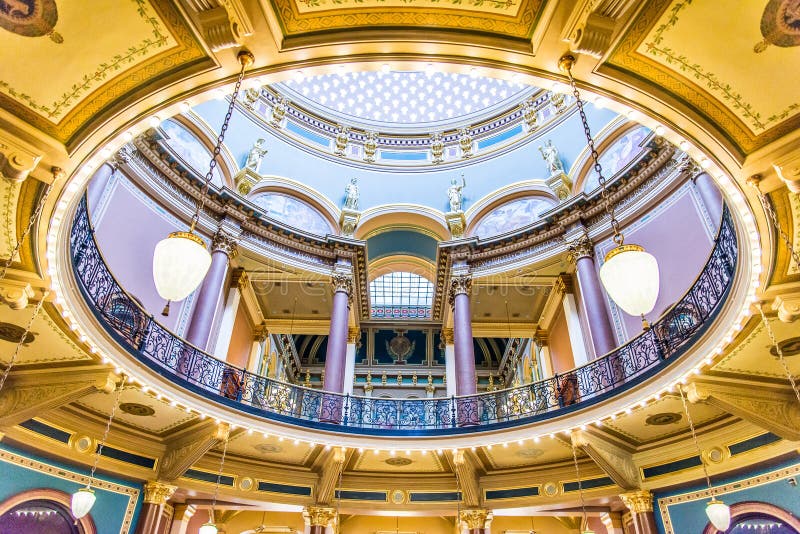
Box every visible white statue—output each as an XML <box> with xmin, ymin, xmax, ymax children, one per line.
<box><xmin>344</xmin><ymin>177</ymin><xmax>359</xmax><ymax>210</ymax></box>
<box><xmin>538</xmin><ymin>139</ymin><xmax>564</xmax><ymax>175</ymax></box>
<box><xmin>448</xmin><ymin>175</ymin><xmax>466</xmax><ymax>212</ymax></box>
<box><xmin>245</xmin><ymin>138</ymin><xmax>268</xmax><ymax>173</ymax></box>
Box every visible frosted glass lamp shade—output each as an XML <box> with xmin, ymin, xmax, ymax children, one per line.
<box><xmin>152</xmin><ymin>232</ymin><xmax>211</xmax><ymax>302</ymax></box>
<box><xmin>706</xmin><ymin>499</ymin><xmax>731</xmax><ymax>531</ymax></box>
<box><xmin>600</xmin><ymin>244</ymin><xmax>660</xmax><ymax>317</ymax></box>
<box><xmin>199</xmin><ymin>522</ymin><xmax>219</xmax><ymax>534</ymax></box>
<box><xmin>71</xmin><ymin>487</ymin><xmax>96</xmax><ymax>519</ymax></box>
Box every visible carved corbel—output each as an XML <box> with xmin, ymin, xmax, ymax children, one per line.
<box><xmin>773</xmin><ymin>293</ymin><xmax>800</xmax><ymax>323</ymax></box>
<box><xmin>450</xmin><ymin>449</ymin><xmax>481</xmax><ymax>508</ymax></box>
<box><xmin>0</xmin><ymin>133</ymin><xmax>42</xmax><ymax>183</ymax></box>
<box><xmin>314</xmin><ymin>447</ymin><xmax>349</xmax><ymax>505</ymax></box>
<box><xmin>773</xmin><ymin>155</ymin><xmax>800</xmax><ymax>194</ymax></box>
<box><xmin>158</xmin><ymin>421</ymin><xmax>233</xmax><ymax>481</ymax></box>
<box><xmin>0</xmin><ymin>280</ymin><xmax>34</xmax><ymax>310</ymax></box>
<box><xmin>185</xmin><ymin>0</ymin><xmax>254</xmax><ymax>52</ymax></box>
<box><xmin>560</xmin><ymin>0</ymin><xmax>639</xmax><ymax>58</ymax></box>
<box><xmin>687</xmin><ymin>380</ymin><xmax>800</xmax><ymax>441</ymax></box>
<box><xmin>0</xmin><ymin>369</ymin><xmax>118</xmax><ymax>427</ymax></box>
<box><xmin>571</xmin><ymin>429</ymin><xmax>640</xmax><ymax>490</ymax></box>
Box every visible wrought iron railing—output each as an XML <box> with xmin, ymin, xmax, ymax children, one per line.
<box><xmin>70</xmin><ymin>196</ymin><xmax>738</xmax><ymax>435</ymax></box>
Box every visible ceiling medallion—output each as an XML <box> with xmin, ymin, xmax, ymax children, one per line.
<box><xmin>515</xmin><ymin>447</ymin><xmax>544</xmax><ymax>458</ymax></box>
<box><xmin>119</xmin><ymin>403</ymin><xmax>156</xmax><ymax>417</ymax></box>
<box><xmin>769</xmin><ymin>337</ymin><xmax>800</xmax><ymax>357</ymax></box>
<box><xmin>755</xmin><ymin>0</ymin><xmax>800</xmax><ymax>53</ymax></box>
<box><xmin>254</xmin><ymin>443</ymin><xmax>283</xmax><ymax>454</ymax></box>
<box><xmin>645</xmin><ymin>412</ymin><xmax>682</xmax><ymax>426</ymax></box>
<box><xmin>0</xmin><ymin>322</ymin><xmax>35</xmax><ymax>345</ymax></box>
<box><xmin>385</xmin><ymin>457</ymin><xmax>413</xmax><ymax>466</ymax></box>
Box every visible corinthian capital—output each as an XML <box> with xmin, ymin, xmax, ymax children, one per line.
<box><xmin>143</xmin><ymin>481</ymin><xmax>177</xmax><ymax>505</ymax></box>
<box><xmin>459</xmin><ymin>509</ymin><xmax>492</xmax><ymax>530</ymax></box>
<box><xmin>567</xmin><ymin>234</ymin><xmax>595</xmax><ymax>262</ymax></box>
<box><xmin>331</xmin><ymin>274</ymin><xmax>353</xmax><ymax>295</ymax></box>
<box><xmin>211</xmin><ymin>229</ymin><xmax>238</xmax><ymax>258</ymax></box>
<box><xmin>304</xmin><ymin>506</ymin><xmax>337</xmax><ymax>527</ymax></box>
<box><xmin>448</xmin><ymin>274</ymin><xmax>472</xmax><ymax>308</ymax></box>
<box><xmin>619</xmin><ymin>490</ymin><xmax>653</xmax><ymax>513</ymax></box>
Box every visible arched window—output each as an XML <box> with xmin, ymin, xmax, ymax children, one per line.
<box><xmin>369</xmin><ymin>272</ymin><xmax>433</xmax><ymax>319</ymax></box>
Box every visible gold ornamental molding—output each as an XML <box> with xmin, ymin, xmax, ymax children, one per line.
<box><xmin>603</xmin><ymin>0</ymin><xmax>800</xmax><ymax>157</ymax></box>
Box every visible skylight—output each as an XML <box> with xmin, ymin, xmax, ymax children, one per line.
<box><xmin>370</xmin><ymin>272</ymin><xmax>433</xmax><ymax>319</ymax></box>
<box><xmin>278</xmin><ymin>71</ymin><xmax>531</xmax><ymax>126</ymax></box>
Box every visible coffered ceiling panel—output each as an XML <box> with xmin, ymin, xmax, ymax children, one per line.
<box><xmin>601</xmin><ymin>396</ymin><xmax>727</xmax><ymax>444</ymax></box>
<box><xmin>352</xmin><ymin>449</ymin><xmax>447</xmax><ymax>473</ymax></box>
<box><xmin>713</xmin><ymin>319</ymin><xmax>800</xmax><ymax>379</ymax></box>
<box><xmin>0</xmin><ymin>305</ymin><xmax>91</xmax><ymax>366</ymax></box>
<box><xmin>73</xmin><ymin>386</ymin><xmax>197</xmax><ymax>435</ymax></box>
<box><xmin>266</xmin><ymin>0</ymin><xmax>548</xmax><ymax>48</ymax></box>
<box><xmin>0</xmin><ymin>0</ymin><xmax>208</xmax><ymax>145</ymax></box>
<box><xmin>606</xmin><ymin>0</ymin><xmax>800</xmax><ymax>155</ymax></box>
<box><xmin>482</xmin><ymin>438</ymin><xmax>581</xmax><ymax>470</ymax></box>
<box><xmin>221</xmin><ymin>432</ymin><xmax>316</xmax><ymax>466</ymax></box>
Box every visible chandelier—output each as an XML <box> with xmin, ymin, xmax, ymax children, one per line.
<box><xmin>152</xmin><ymin>50</ymin><xmax>254</xmax><ymax>315</ymax></box>
<box><xmin>559</xmin><ymin>55</ymin><xmax>660</xmax><ymax>329</ymax></box>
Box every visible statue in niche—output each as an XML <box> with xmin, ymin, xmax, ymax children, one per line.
<box><xmin>538</xmin><ymin>139</ymin><xmax>564</xmax><ymax>176</ymax></box>
<box><xmin>447</xmin><ymin>175</ymin><xmax>466</xmax><ymax>212</ymax></box>
<box><xmin>334</xmin><ymin>125</ymin><xmax>350</xmax><ymax>156</ymax></box>
<box><xmin>363</xmin><ymin>131</ymin><xmax>377</xmax><ymax>163</ymax></box>
<box><xmin>343</xmin><ymin>177</ymin><xmax>359</xmax><ymax>210</ymax></box>
<box><xmin>245</xmin><ymin>138</ymin><xmax>268</xmax><ymax>173</ymax></box>
<box><xmin>430</xmin><ymin>132</ymin><xmax>444</xmax><ymax>164</ymax></box>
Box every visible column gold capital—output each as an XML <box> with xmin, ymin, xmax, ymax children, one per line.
<box><xmin>143</xmin><ymin>481</ymin><xmax>177</xmax><ymax>505</ymax></box>
<box><xmin>441</xmin><ymin>327</ymin><xmax>454</xmax><ymax>345</ymax></box>
<box><xmin>303</xmin><ymin>505</ymin><xmax>337</xmax><ymax>527</ymax></box>
<box><xmin>567</xmin><ymin>234</ymin><xmax>595</xmax><ymax>263</ymax></box>
<box><xmin>211</xmin><ymin>229</ymin><xmax>238</xmax><ymax>258</ymax></box>
<box><xmin>555</xmin><ymin>273</ymin><xmax>574</xmax><ymax>295</ymax></box>
<box><xmin>448</xmin><ymin>274</ymin><xmax>472</xmax><ymax>308</ymax></box>
<box><xmin>619</xmin><ymin>489</ymin><xmax>653</xmax><ymax>513</ymax></box>
<box><xmin>331</xmin><ymin>273</ymin><xmax>353</xmax><ymax>295</ymax></box>
<box><xmin>347</xmin><ymin>327</ymin><xmax>361</xmax><ymax>343</ymax></box>
<box><xmin>459</xmin><ymin>508</ymin><xmax>492</xmax><ymax>529</ymax></box>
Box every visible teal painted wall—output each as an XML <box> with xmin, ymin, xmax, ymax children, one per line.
<box><xmin>655</xmin><ymin>457</ymin><xmax>800</xmax><ymax>533</ymax></box>
<box><xmin>0</xmin><ymin>444</ymin><xmax>143</xmax><ymax>534</ymax></box>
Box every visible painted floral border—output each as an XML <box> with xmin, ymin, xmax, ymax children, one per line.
<box><xmin>644</xmin><ymin>0</ymin><xmax>800</xmax><ymax>133</ymax></box>
<box><xmin>0</xmin><ymin>0</ymin><xmax>170</xmax><ymax>121</ymax></box>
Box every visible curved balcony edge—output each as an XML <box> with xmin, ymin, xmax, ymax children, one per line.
<box><xmin>68</xmin><ymin>195</ymin><xmax>738</xmax><ymax>437</ymax></box>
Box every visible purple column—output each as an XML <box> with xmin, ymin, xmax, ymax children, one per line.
<box><xmin>693</xmin><ymin>171</ymin><xmax>723</xmax><ymax>226</ymax></box>
<box><xmin>323</xmin><ymin>274</ymin><xmax>351</xmax><ymax>393</ymax></box>
<box><xmin>184</xmin><ymin>230</ymin><xmax>237</xmax><ymax>351</ymax></box>
<box><xmin>85</xmin><ymin>162</ymin><xmax>115</xmax><ymax>220</ymax></box>
<box><xmin>450</xmin><ymin>275</ymin><xmax>477</xmax><ymax>396</ymax></box>
<box><xmin>569</xmin><ymin>236</ymin><xmax>616</xmax><ymax>357</ymax></box>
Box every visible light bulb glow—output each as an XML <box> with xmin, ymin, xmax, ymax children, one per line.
<box><xmin>71</xmin><ymin>487</ymin><xmax>96</xmax><ymax>519</ymax></box>
<box><xmin>706</xmin><ymin>500</ymin><xmax>731</xmax><ymax>531</ymax></box>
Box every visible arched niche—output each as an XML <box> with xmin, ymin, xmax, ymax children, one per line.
<box><xmin>357</xmin><ymin>206</ymin><xmax>449</xmax><ymax>241</ymax></box>
<box><xmin>702</xmin><ymin>501</ymin><xmax>800</xmax><ymax>534</ymax></box>
<box><xmin>156</xmin><ymin>115</ymin><xmax>234</xmax><ymax>189</ymax></box>
<box><xmin>247</xmin><ymin>179</ymin><xmax>339</xmax><ymax>237</ymax></box>
<box><xmin>573</xmin><ymin>122</ymin><xmax>653</xmax><ymax>194</ymax></box>
<box><xmin>0</xmin><ymin>489</ymin><xmax>97</xmax><ymax>534</ymax></box>
<box><xmin>466</xmin><ymin>186</ymin><xmax>557</xmax><ymax>239</ymax></box>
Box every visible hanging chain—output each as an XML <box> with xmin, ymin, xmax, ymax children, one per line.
<box><xmin>1</xmin><ymin>178</ymin><xmax>56</xmax><ymax>280</ymax></box>
<box><xmin>748</xmin><ymin>179</ymin><xmax>800</xmax><ymax>272</ymax></box>
<box><xmin>0</xmin><ymin>290</ymin><xmax>49</xmax><ymax>392</ymax></box>
<box><xmin>570</xmin><ymin>440</ymin><xmax>589</xmax><ymax>531</ymax></box>
<box><xmin>677</xmin><ymin>385</ymin><xmax>714</xmax><ymax>497</ymax></box>
<box><xmin>758</xmin><ymin>304</ymin><xmax>800</xmax><ymax>405</ymax></box>
<box><xmin>209</xmin><ymin>434</ymin><xmax>230</xmax><ymax>522</ymax></box>
<box><xmin>87</xmin><ymin>378</ymin><xmax>125</xmax><ymax>488</ymax></box>
<box><xmin>190</xmin><ymin>53</ymin><xmax>253</xmax><ymax>233</ymax></box>
<box><xmin>562</xmin><ymin>59</ymin><xmax>623</xmax><ymax>244</ymax></box>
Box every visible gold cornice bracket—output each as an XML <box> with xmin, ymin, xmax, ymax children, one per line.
<box><xmin>157</xmin><ymin>421</ymin><xmax>235</xmax><ymax>482</ymax></box>
<box><xmin>451</xmin><ymin>449</ymin><xmax>481</xmax><ymax>508</ymax></box>
<box><xmin>687</xmin><ymin>380</ymin><xmax>800</xmax><ymax>441</ymax></box>
<box><xmin>571</xmin><ymin>428</ymin><xmax>641</xmax><ymax>491</ymax></box>
<box><xmin>314</xmin><ymin>447</ymin><xmax>349</xmax><ymax>505</ymax></box>
<box><xmin>187</xmin><ymin>2</ymin><xmax>255</xmax><ymax>52</ymax></box>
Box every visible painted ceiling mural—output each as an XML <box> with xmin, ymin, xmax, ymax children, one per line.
<box><xmin>0</xmin><ymin>0</ymin><xmax>205</xmax><ymax>143</ymax></box>
<box><xmin>250</xmin><ymin>192</ymin><xmax>332</xmax><ymax>236</ymax></box>
<box><xmin>608</xmin><ymin>0</ymin><xmax>800</xmax><ymax>153</ymax></box>
<box><xmin>159</xmin><ymin>119</ymin><xmax>223</xmax><ymax>186</ymax></box>
<box><xmin>582</xmin><ymin>125</ymin><xmax>651</xmax><ymax>193</ymax></box>
<box><xmin>471</xmin><ymin>196</ymin><xmax>555</xmax><ymax>239</ymax></box>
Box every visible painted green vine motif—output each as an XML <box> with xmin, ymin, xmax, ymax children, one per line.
<box><xmin>0</xmin><ymin>0</ymin><xmax>169</xmax><ymax>121</ymax></box>
<box><xmin>651</xmin><ymin>0</ymin><xmax>692</xmax><ymax>46</ymax></box>
<box><xmin>300</xmin><ymin>0</ymin><xmax>514</xmax><ymax>9</ymax></box>
<box><xmin>645</xmin><ymin>43</ymin><xmax>800</xmax><ymax>132</ymax></box>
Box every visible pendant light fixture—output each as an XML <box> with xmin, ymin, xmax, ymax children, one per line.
<box><xmin>559</xmin><ymin>55</ymin><xmax>660</xmax><ymax>329</ymax></box>
<box><xmin>569</xmin><ymin>439</ymin><xmax>595</xmax><ymax>534</ymax></box>
<box><xmin>152</xmin><ymin>50</ymin><xmax>255</xmax><ymax>315</ymax></box>
<box><xmin>199</xmin><ymin>435</ymin><xmax>230</xmax><ymax>534</ymax></box>
<box><xmin>677</xmin><ymin>384</ymin><xmax>731</xmax><ymax>531</ymax></box>
<box><xmin>72</xmin><ymin>377</ymin><xmax>124</xmax><ymax>519</ymax></box>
